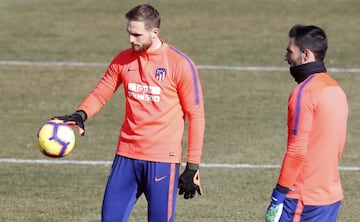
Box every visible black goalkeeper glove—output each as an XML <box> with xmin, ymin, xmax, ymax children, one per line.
<box><xmin>178</xmin><ymin>163</ymin><xmax>203</xmax><ymax>199</ymax></box>
<box><xmin>53</xmin><ymin>110</ymin><xmax>87</xmax><ymax>136</ymax></box>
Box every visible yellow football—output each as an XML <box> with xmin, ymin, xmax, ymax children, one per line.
<box><xmin>36</xmin><ymin>119</ymin><xmax>75</xmax><ymax>157</ymax></box>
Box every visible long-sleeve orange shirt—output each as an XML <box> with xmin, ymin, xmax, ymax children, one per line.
<box><xmin>278</xmin><ymin>72</ymin><xmax>348</xmax><ymax>205</ymax></box>
<box><xmin>78</xmin><ymin>42</ymin><xmax>205</xmax><ymax>164</ymax></box>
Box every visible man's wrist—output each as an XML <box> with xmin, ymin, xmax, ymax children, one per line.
<box><xmin>74</xmin><ymin>110</ymin><xmax>87</xmax><ymax>121</ymax></box>
<box><xmin>275</xmin><ymin>184</ymin><xmax>290</xmax><ymax>194</ymax></box>
<box><xmin>271</xmin><ymin>188</ymin><xmax>287</xmax><ymax>205</ymax></box>
<box><xmin>186</xmin><ymin>162</ymin><xmax>199</xmax><ymax>171</ymax></box>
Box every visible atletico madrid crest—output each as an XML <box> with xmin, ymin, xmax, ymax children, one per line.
<box><xmin>155</xmin><ymin>68</ymin><xmax>167</xmax><ymax>81</ymax></box>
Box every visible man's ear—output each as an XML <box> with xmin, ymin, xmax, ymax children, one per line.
<box><xmin>303</xmin><ymin>49</ymin><xmax>315</xmax><ymax>63</ymax></box>
<box><xmin>151</xmin><ymin>27</ymin><xmax>160</xmax><ymax>39</ymax></box>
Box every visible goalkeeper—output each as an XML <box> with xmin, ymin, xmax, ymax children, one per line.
<box><xmin>55</xmin><ymin>4</ymin><xmax>205</xmax><ymax>222</ymax></box>
<box><xmin>265</xmin><ymin>24</ymin><xmax>348</xmax><ymax>222</ymax></box>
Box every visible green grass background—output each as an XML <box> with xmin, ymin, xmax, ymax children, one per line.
<box><xmin>1</xmin><ymin>0</ymin><xmax>360</xmax><ymax>221</ymax></box>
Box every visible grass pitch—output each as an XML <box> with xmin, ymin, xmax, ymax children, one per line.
<box><xmin>1</xmin><ymin>0</ymin><xmax>360</xmax><ymax>221</ymax></box>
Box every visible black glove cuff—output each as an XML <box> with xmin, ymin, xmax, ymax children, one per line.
<box><xmin>74</xmin><ymin>110</ymin><xmax>87</xmax><ymax>121</ymax></box>
<box><xmin>186</xmin><ymin>162</ymin><xmax>199</xmax><ymax>171</ymax></box>
<box><xmin>276</xmin><ymin>183</ymin><xmax>290</xmax><ymax>194</ymax></box>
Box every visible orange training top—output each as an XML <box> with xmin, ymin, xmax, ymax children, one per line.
<box><xmin>78</xmin><ymin>42</ymin><xmax>205</xmax><ymax>164</ymax></box>
<box><xmin>278</xmin><ymin>72</ymin><xmax>348</xmax><ymax>205</ymax></box>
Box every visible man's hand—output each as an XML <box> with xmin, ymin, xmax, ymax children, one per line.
<box><xmin>265</xmin><ymin>185</ymin><xmax>288</xmax><ymax>222</ymax></box>
<box><xmin>178</xmin><ymin>163</ymin><xmax>203</xmax><ymax>199</ymax></box>
<box><xmin>53</xmin><ymin>110</ymin><xmax>87</xmax><ymax>136</ymax></box>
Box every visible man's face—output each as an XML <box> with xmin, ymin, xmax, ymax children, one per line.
<box><xmin>284</xmin><ymin>37</ymin><xmax>304</xmax><ymax>67</ymax></box>
<box><xmin>127</xmin><ymin>20</ymin><xmax>154</xmax><ymax>52</ymax></box>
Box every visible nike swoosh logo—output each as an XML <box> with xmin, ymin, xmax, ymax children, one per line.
<box><xmin>155</xmin><ymin>176</ymin><xmax>167</xmax><ymax>182</ymax></box>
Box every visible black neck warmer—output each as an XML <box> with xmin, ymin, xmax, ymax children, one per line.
<box><xmin>289</xmin><ymin>61</ymin><xmax>327</xmax><ymax>84</ymax></box>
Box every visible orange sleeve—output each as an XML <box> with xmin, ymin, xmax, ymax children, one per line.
<box><xmin>77</xmin><ymin>62</ymin><xmax>123</xmax><ymax>119</ymax></box>
<box><xmin>277</xmin><ymin>76</ymin><xmax>315</xmax><ymax>188</ymax></box>
<box><xmin>175</xmin><ymin>57</ymin><xmax>205</xmax><ymax>164</ymax></box>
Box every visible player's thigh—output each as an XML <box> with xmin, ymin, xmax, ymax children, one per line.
<box><xmin>300</xmin><ymin>201</ymin><xmax>341</xmax><ymax>222</ymax></box>
<box><xmin>280</xmin><ymin>198</ymin><xmax>341</xmax><ymax>222</ymax></box>
<box><xmin>146</xmin><ymin>162</ymin><xmax>180</xmax><ymax>222</ymax></box>
<box><xmin>102</xmin><ymin>155</ymin><xmax>139</xmax><ymax>221</ymax></box>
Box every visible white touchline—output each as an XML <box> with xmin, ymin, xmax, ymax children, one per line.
<box><xmin>0</xmin><ymin>158</ymin><xmax>359</xmax><ymax>171</ymax></box>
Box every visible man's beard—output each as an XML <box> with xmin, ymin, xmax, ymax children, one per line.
<box><xmin>131</xmin><ymin>42</ymin><xmax>151</xmax><ymax>52</ymax></box>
